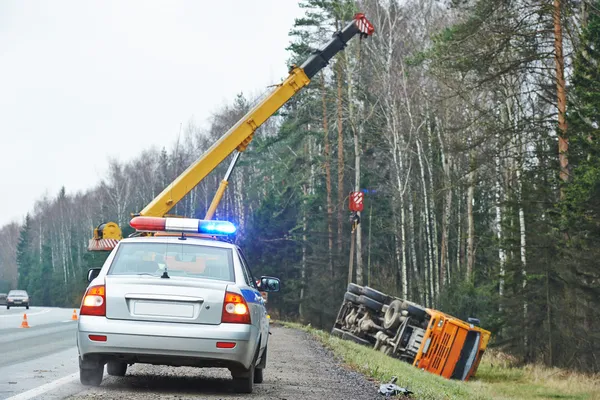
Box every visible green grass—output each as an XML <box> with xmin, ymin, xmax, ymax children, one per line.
<box><xmin>278</xmin><ymin>321</ymin><xmax>600</xmax><ymax>400</ymax></box>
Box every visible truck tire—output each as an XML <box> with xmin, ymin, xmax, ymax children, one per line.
<box><xmin>357</xmin><ymin>295</ymin><xmax>383</xmax><ymax>313</ymax></box>
<box><xmin>362</xmin><ymin>286</ymin><xmax>388</xmax><ymax>304</ymax></box>
<box><xmin>347</xmin><ymin>283</ymin><xmax>362</xmax><ymax>295</ymax></box>
<box><xmin>379</xmin><ymin>345</ymin><xmax>393</xmax><ymax>356</ymax></box>
<box><xmin>383</xmin><ymin>300</ymin><xmax>403</xmax><ymax>330</ymax></box>
<box><xmin>342</xmin><ymin>332</ymin><xmax>371</xmax><ymax>346</ymax></box>
<box><xmin>407</xmin><ymin>304</ymin><xmax>428</xmax><ymax>321</ymax></box>
<box><xmin>344</xmin><ymin>292</ymin><xmax>359</xmax><ymax>304</ymax></box>
<box><xmin>331</xmin><ymin>328</ymin><xmax>345</xmax><ymax>337</ymax></box>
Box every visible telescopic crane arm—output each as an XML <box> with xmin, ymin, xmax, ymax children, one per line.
<box><xmin>88</xmin><ymin>13</ymin><xmax>374</xmax><ymax>250</ymax></box>
<box><xmin>139</xmin><ymin>13</ymin><xmax>374</xmax><ymax>219</ymax></box>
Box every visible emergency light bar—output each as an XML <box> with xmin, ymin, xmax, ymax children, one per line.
<box><xmin>129</xmin><ymin>216</ymin><xmax>236</xmax><ymax>235</ymax></box>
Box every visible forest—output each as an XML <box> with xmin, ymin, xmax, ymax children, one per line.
<box><xmin>1</xmin><ymin>0</ymin><xmax>599</xmax><ymax>373</ymax></box>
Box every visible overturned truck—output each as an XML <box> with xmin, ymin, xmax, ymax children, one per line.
<box><xmin>332</xmin><ymin>283</ymin><xmax>491</xmax><ymax>381</ymax></box>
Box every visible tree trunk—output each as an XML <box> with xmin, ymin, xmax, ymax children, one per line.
<box><xmin>495</xmin><ymin>150</ymin><xmax>506</xmax><ymax>305</ymax></box>
<box><xmin>467</xmin><ymin>152</ymin><xmax>476</xmax><ymax>281</ymax></box>
<box><xmin>408</xmin><ymin>186</ymin><xmax>420</xmax><ymax>303</ymax></box>
<box><xmin>417</xmin><ymin>139</ymin><xmax>435</xmax><ymax>303</ymax></box>
<box><xmin>554</xmin><ymin>0</ymin><xmax>568</xmax><ymax>191</ymax></box>
<box><xmin>321</xmin><ymin>73</ymin><xmax>334</xmax><ymax>277</ymax></box>
<box><xmin>336</xmin><ymin>58</ymin><xmax>345</xmax><ymax>261</ymax></box>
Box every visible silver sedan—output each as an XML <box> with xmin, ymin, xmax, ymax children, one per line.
<box><xmin>76</xmin><ymin>234</ymin><xmax>280</xmax><ymax>393</ymax></box>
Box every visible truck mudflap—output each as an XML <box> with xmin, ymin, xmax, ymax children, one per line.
<box><xmin>331</xmin><ymin>283</ymin><xmax>491</xmax><ymax>381</ymax></box>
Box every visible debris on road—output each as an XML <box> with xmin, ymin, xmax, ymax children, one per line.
<box><xmin>378</xmin><ymin>376</ymin><xmax>413</xmax><ymax>397</ymax></box>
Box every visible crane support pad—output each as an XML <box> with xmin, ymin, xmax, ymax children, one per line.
<box><xmin>88</xmin><ymin>239</ymin><xmax>118</xmax><ymax>251</ymax></box>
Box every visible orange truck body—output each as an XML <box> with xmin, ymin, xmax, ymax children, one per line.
<box><xmin>414</xmin><ymin>309</ymin><xmax>491</xmax><ymax>380</ymax></box>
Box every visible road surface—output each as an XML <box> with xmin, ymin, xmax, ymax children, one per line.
<box><xmin>0</xmin><ymin>307</ymin><xmax>378</xmax><ymax>399</ymax></box>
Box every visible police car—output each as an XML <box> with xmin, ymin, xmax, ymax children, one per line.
<box><xmin>77</xmin><ymin>216</ymin><xmax>280</xmax><ymax>393</ymax></box>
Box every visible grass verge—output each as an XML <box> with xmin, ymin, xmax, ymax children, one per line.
<box><xmin>278</xmin><ymin>321</ymin><xmax>600</xmax><ymax>400</ymax></box>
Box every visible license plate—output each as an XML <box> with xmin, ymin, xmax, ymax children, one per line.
<box><xmin>133</xmin><ymin>301</ymin><xmax>194</xmax><ymax>318</ymax></box>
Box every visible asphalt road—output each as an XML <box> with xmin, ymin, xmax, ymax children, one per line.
<box><xmin>0</xmin><ymin>308</ymin><xmax>378</xmax><ymax>400</ymax></box>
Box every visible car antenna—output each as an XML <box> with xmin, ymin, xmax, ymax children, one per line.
<box><xmin>162</xmin><ymin>240</ymin><xmax>170</xmax><ymax>279</ymax></box>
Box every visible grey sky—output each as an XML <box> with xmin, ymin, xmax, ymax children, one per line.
<box><xmin>0</xmin><ymin>0</ymin><xmax>303</xmax><ymax>227</ymax></box>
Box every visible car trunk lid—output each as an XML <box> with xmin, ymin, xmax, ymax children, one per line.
<box><xmin>105</xmin><ymin>275</ymin><xmax>227</xmax><ymax>325</ymax></box>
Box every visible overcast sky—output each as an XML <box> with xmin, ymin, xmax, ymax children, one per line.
<box><xmin>0</xmin><ymin>0</ymin><xmax>303</xmax><ymax>227</ymax></box>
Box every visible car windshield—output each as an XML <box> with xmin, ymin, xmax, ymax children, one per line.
<box><xmin>108</xmin><ymin>241</ymin><xmax>235</xmax><ymax>282</ymax></box>
<box><xmin>8</xmin><ymin>290</ymin><xmax>27</xmax><ymax>297</ymax></box>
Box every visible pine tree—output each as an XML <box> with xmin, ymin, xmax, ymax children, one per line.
<box><xmin>16</xmin><ymin>214</ymin><xmax>35</xmax><ymax>291</ymax></box>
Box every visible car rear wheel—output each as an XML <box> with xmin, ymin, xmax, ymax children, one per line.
<box><xmin>26</xmin><ymin>305</ymin><xmax>29</xmax><ymax>310</ymax></box>
<box><xmin>232</xmin><ymin>364</ymin><xmax>254</xmax><ymax>393</ymax></box>
<box><xmin>79</xmin><ymin>360</ymin><xmax>103</xmax><ymax>386</ymax></box>
<box><xmin>107</xmin><ymin>361</ymin><xmax>127</xmax><ymax>377</ymax></box>
<box><xmin>253</xmin><ymin>366</ymin><xmax>263</xmax><ymax>384</ymax></box>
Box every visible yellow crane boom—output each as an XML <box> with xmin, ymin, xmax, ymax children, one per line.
<box><xmin>88</xmin><ymin>13</ymin><xmax>374</xmax><ymax>251</ymax></box>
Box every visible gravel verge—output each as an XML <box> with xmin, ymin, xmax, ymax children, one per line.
<box><xmin>66</xmin><ymin>324</ymin><xmax>380</xmax><ymax>399</ymax></box>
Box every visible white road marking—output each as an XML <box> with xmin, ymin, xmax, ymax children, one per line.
<box><xmin>4</xmin><ymin>372</ymin><xmax>79</xmax><ymax>400</ymax></box>
<box><xmin>0</xmin><ymin>309</ymin><xmax>51</xmax><ymax>318</ymax></box>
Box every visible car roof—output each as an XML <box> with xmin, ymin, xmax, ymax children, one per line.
<box><xmin>118</xmin><ymin>235</ymin><xmax>238</xmax><ymax>250</ymax></box>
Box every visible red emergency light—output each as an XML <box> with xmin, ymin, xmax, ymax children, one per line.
<box><xmin>130</xmin><ymin>216</ymin><xmax>236</xmax><ymax>236</ymax></box>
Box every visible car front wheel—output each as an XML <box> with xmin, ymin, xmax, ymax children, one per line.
<box><xmin>107</xmin><ymin>361</ymin><xmax>127</xmax><ymax>377</ymax></box>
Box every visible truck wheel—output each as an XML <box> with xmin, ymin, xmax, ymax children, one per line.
<box><xmin>380</xmin><ymin>345</ymin><xmax>393</xmax><ymax>356</ymax></box>
<box><xmin>383</xmin><ymin>300</ymin><xmax>403</xmax><ymax>330</ymax></box>
<box><xmin>407</xmin><ymin>304</ymin><xmax>428</xmax><ymax>321</ymax></box>
<box><xmin>347</xmin><ymin>283</ymin><xmax>362</xmax><ymax>295</ymax></box>
<box><xmin>362</xmin><ymin>286</ymin><xmax>388</xmax><ymax>303</ymax></box>
<box><xmin>331</xmin><ymin>328</ymin><xmax>345</xmax><ymax>337</ymax></box>
<box><xmin>344</xmin><ymin>292</ymin><xmax>359</xmax><ymax>304</ymax></box>
<box><xmin>357</xmin><ymin>295</ymin><xmax>383</xmax><ymax>313</ymax></box>
<box><xmin>341</xmin><ymin>332</ymin><xmax>371</xmax><ymax>346</ymax></box>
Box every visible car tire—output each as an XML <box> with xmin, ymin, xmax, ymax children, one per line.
<box><xmin>347</xmin><ymin>283</ymin><xmax>362</xmax><ymax>295</ymax></box>
<box><xmin>79</xmin><ymin>362</ymin><xmax>103</xmax><ymax>386</ymax></box>
<box><xmin>254</xmin><ymin>366</ymin><xmax>264</xmax><ymax>384</ymax></box>
<box><xmin>26</xmin><ymin>305</ymin><xmax>29</xmax><ymax>310</ymax></box>
<box><xmin>362</xmin><ymin>286</ymin><xmax>388</xmax><ymax>303</ymax></box>
<box><xmin>6</xmin><ymin>306</ymin><xmax>9</xmax><ymax>310</ymax></box>
<box><xmin>232</xmin><ymin>364</ymin><xmax>254</xmax><ymax>393</ymax></box>
<box><xmin>341</xmin><ymin>331</ymin><xmax>371</xmax><ymax>346</ymax></box>
<box><xmin>107</xmin><ymin>361</ymin><xmax>127</xmax><ymax>377</ymax></box>
<box><xmin>344</xmin><ymin>292</ymin><xmax>359</xmax><ymax>304</ymax></box>
<box><xmin>331</xmin><ymin>327</ymin><xmax>345</xmax><ymax>337</ymax></box>
<box><xmin>357</xmin><ymin>295</ymin><xmax>383</xmax><ymax>313</ymax></box>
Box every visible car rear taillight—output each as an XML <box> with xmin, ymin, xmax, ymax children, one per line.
<box><xmin>80</xmin><ymin>285</ymin><xmax>106</xmax><ymax>316</ymax></box>
<box><xmin>221</xmin><ymin>291</ymin><xmax>250</xmax><ymax>324</ymax></box>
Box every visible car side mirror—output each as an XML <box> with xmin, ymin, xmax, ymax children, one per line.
<box><xmin>260</xmin><ymin>276</ymin><xmax>280</xmax><ymax>292</ymax></box>
<box><xmin>87</xmin><ymin>268</ymin><xmax>101</xmax><ymax>283</ymax></box>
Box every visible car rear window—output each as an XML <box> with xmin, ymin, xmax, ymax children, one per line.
<box><xmin>108</xmin><ymin>241</ymin><xmax>235</xmax><ymax>282</ymax></box>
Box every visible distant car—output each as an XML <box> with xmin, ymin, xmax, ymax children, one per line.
<box><xmin>0</xmin><ymin>293</ymin><xmax>7</xmax><ymax>305</ymax></box>
<box><xmin>76</xmin><ymin>216</ymin><xmax>281</xmax><ymax>394</ymax></box>
<box><xmin>6</xmin><ymin>290</ymin><xmax>29</xmax><ymax>309</ymax></box>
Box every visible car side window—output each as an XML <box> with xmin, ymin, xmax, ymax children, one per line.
<box><xmin>237</xmin><ymin>249</ymin><xmax>258</xmax><ymax>289</ymax></box>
